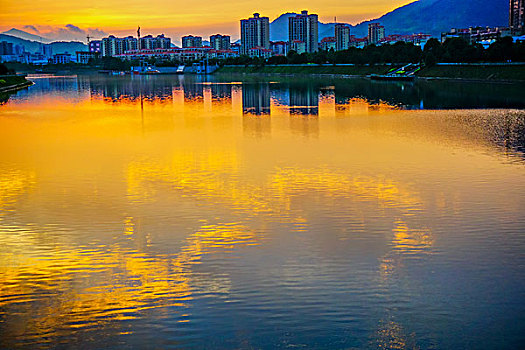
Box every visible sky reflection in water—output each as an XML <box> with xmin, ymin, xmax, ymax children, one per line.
<box><xmin>0</xmin><ymin>75</ymin><xmax>524</xmax><ymax>349</ymax></box>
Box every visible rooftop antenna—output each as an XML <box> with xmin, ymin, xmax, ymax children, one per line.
<box><xmin>137</xmin><ymin>26</ymin><xmax>141</xmax><ymax>50</ymax></box>
<box><xmin>86</xmin><ymin>35</ymin><xmax>91</xmax><ymax>45</ymax></box>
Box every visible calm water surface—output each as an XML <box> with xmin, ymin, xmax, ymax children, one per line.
<box><xmin>0</xmin><ymin>75</ymin><xmax>524</xmax><ymax>349</ymax></box>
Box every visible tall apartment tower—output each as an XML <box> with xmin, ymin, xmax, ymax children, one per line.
<box><xmin>288</xmin><ymin>10</ymin><xmax>319</xmax><ymax>53</ymax></box>
<box><xmin>510</xmin><ymin>0</ymin><xmax>525</xmax><ymax>34</ymax></box>
<box><xmin>368</xmin><ymin>23</ymin><xmax>385</xmax><ymax>44</ymax></box>
<box><xmin>182</xmin><ymin>35</ymin><xmax>203</xmax><ymax>48</ymax></box>
<box><xmin>210</xmin><ymin>34</ymin><xmax>231</xmax><ymax>50</ymax></box>
<box><xmin>335</xmin><ymin>24</ymin><xmax>350</xmax><ymax>51</ymax></box>
<box><xmin>101</xmin><ymin>36</ymin><xmax>123</xmax><ymax>56</ymax></box>
<box><xmin>240</xmin><ymin>13</ymin><xmax>270</xmax><ymax>55</ymax></box>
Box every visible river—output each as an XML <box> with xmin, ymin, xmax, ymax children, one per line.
<box><xmin>0</xmin><ymin>74</ymin><xmax>524</xmax><ymax>349</ymax></box>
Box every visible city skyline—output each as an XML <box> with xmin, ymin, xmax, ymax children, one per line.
<box><xmin>0</xmin><ymin>0</ymin><xmax>415</xmax><ymax>42</ymax></box>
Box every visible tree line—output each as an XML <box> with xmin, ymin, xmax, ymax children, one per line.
<box><xmin>221</xmin><ymin>37</ymin><xmax>525</xmax><ymax>66</ymax></box>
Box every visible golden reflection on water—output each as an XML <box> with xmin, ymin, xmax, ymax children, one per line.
<box><xmin>0</xmin><ymin>77</ymin><xmax>524</xmax><ymax>347</ymax></box>
<box><xmin>0</xmin><ymin>220</ymin><xmax>257</xmax><ymax>343</ymax></box>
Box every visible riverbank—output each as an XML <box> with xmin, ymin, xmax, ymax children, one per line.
<box><xmin>217</xmin><ymin>64</ymin><xmax>392</xmax><ymax>76</ymax></box>
<box><xmin>0</xmin><ymin>75</ymin><xmax>32</xmax><ymax>93</ymax></box>
<box><xmin>4</xmin><ymin>62</ymin><xmax>102</xmax><ymax>75</ymax></box>
<box><xmin>417</xmin><ymin>64</ymin><xmax>525</xmax><ymax>81</ymax></box>
<box><xmin>215</xmin><ymin>64</ymin><xmax>525</xmax><ymax>81</ymax></box>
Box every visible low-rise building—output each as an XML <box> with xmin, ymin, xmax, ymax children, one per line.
<box><xmin>207</xmin><ymin>49</ymin><xmax>238</xmax><ymax>59</ymax></box>
<box><xmin>380</xmin><ymin>33</ymin><xmax>432</xmax><ymax>47</ymax></box>
<box><xmin>76</xmin><ymin>51</ymin><xmax>96</xmax><ymax>64</ymax></box>
<box><xmin>230</xmin><ymin>43</ymin><xmax>241</xmax><ymax>55</ymax></box>
<box><xmin>52</xmin><ymin>53</ymin><xmax>74</xmax><ymax>64</ymax></box>
<box><xmin>320</xmin><ymin>37</ymin><xmax>336</xmax><ymax>51</ymax></box>
<box><xmin>441</xmin><ymin>27</ymin><xmax>510</xmax><ymax>44</ymax></box>
<box><xmin>350</xmin><ymin>37</ymin><xmax>368</xmax><ymax>48</ymax></box>
<box><xmin>247</xmin><ymin>47</ymin><xmax>272</xmax><ymax>58</ymax></box>
<box><xmin>290</xmin><ymin>40</ymin><xmax>306</xmax><ymax>54</ymax></box>
<box><xmin>270</xmin><ymin>41</ymin><xmax>288</xmax><ymax>56</ymax></box>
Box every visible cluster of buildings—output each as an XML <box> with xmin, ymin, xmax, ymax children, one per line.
<box><xmin>236</xmin><ymin>12</ymin><xmax>433</xmax><ymax>57</ymax></box>
<box><xmin>440</xmin><ymin>27</ymin><xmax>513</xmax><ymax>48</ymax></box>
<box><xmin>0</xmin><ymin>40</ymin><xmax>60</xmax><ymax>64</ymax></box>
<box><xmin>2</xmin><ymin>0</ymin><xmax>524</xmax><ymax>65</ymax></box>
<box><xmin>79</xmin><ymin>10</ymin><xmax>434</xmax><ymax>63</ymax></box>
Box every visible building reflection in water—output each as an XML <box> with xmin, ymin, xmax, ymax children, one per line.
<box><xmin>288</xmin><ymin>83</ymin><xmax>319</xmax><ymax>116</ymax></box>
<box><xmin>287</xmin><ymin>83</ymin><xmax>319</xmax><ymax>137</ymax></box>
<box><xmin>86</xmin><ymin>76</ymin><xmax>176</xmax><ymax>104</ymax></box>
<box><xmin>184</xmin><ymin>81</ymin><xmax>204</xmax><ymax>102</ymax></box>
<box><xmin>242</xmin><ymin>83</ymin><xmax>270</xmax><ymax>115</ymax></box>
<box><xmin>242</xmin><ymin>83</ymin><xmax>271</xmax><ymax>137</ymax></box>
<box><xmin>210</xmin><ymin>83</ymin><xmax>232</xmax><ymax>102</ymax></box>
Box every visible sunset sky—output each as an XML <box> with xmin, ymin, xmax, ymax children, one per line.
<box><xmin>0</xmin><ymin>0</ymin><xmax>415</xmax><ymax>43</ymax></box>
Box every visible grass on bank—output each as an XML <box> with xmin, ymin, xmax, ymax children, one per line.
<box><xmin>0</xmin><ymin>75</ymin><xmax>30</xmax><ymax>89</ymax></box>
<box><xmin>217</xmin><ymin>64</ymin><xmax>525</xmax><ymax>81</ymax></box>
<box><xmin>416</xmin><ymin>65</ymin><xmax>525</xmax><ymax>81</ymax></box>
<box><xmin>217</xmin><ymin>65</ymin><xmax>393</xmax><ymax>75</ymax></box>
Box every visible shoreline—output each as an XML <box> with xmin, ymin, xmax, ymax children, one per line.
<box><xmin>0</xmin><ymin>75</ymin><xmax>33</xmax><ymax>93</ymax></box>
<box><xmin>215</xmin><ymin>64</ymin><xmax>525</xmax><ymax>82</ymax></box>
<box><xmin>0</xmin><ymin>81</ymin><xmax>33</xmax><ymax>93</ymax></box>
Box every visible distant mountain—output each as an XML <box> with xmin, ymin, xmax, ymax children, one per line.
<box><xmin>350</xmin><ymin>0</ymin><xmax>508</xmax><ymax>37</ymax></box>
<box><xmin>269</xmin><ymin>0</ymin><xmax>508</xmax><ymax>41</ymax></box>
<box><xmin>48</xmin><ymin>41</ymin><xmax>88</xmax><ymax>55</ymax></box>
<box><xmin>2</xmin><ymin>28</ymin><xmax>52</xmax><ymax>44</ymax></box>
<box><xmin>0</xmin><ymin>34</ymin><xmax>87</xmax><ymax>55</ymax></box>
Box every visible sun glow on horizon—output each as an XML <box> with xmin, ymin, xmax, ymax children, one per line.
<box><xmin>0</xmin><ymin>0</ymin><xmax>415</xmax><ymax>41</ymax></box>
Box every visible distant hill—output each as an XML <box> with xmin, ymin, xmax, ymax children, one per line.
<box><xmin>270</xmin><ymin>0</ymin><xmax>508</xmax><ymax>41</ymax></box>
<box><xmin>1</xmin><ymin>28</ymin><xmax>52</xmax><ymax>43</ymax></box>
<box><xmin>0</xmin><ymin>34</ymin><xmax>87</xmax><ymax>55</ymax></box>
<box><xmin>350</xmin><ymin>0</ymin><xmax>508</xmax><ymax>37</ymax></box>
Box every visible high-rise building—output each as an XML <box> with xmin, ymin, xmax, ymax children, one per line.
<box><xmin>123</xmin><ymin>36</ymin><xmax>138</xmax><ymax>51</ymax></box>
<box><xmin>155</xmin><ymin>34</ymin><xmax>171</xmax><ymax>49</ymax></box>
<box><xmin>288</xmin><ymin>10</ymin><xmax>318</xmax><ymax>53</ymax></box>
<box><xmin>240</xmin><ymin>13</ymin><xmax>270</xmax><ymax>56</ymax></box>
<box><xmin>368</xmin><ymin>23</ymin><xmax>385</xmax><ymax>45</ymax></box>
<box><xmin>101</xmin><ymin>36</ymin><xmax>123</xmax><ymax>56</ymax></box>
<box><xmin>0</xmin><ymin>41</ymin><xmax>14</xmax><ymax>55</ymax></box>
<box><xmin>139</xmin><ymin>35</ymin><xmax>155</xmax><ymax>50</ymax></box>
<box><xmin>510</xmin><ymin>0</ymin><xmax>525</xmax><ymax>34</ymax></box>
<box><xmin>182</xmin><ymin>35</ymin><xmax>203</xmax><ymax>48</ymax></box>
<box><xmin>335</xmin><ymin>24</ymin><xmax>350</xmax><ymax>51</ymax></box>
<box><xmin>210</xmin><ymin>34</ymin><xmax>231</xmax><ymax>50</ymax></box>
<box><xmin>242</xmin><ymin>83</ymin><xmax>270</xmax><ymax>115</ymax></box>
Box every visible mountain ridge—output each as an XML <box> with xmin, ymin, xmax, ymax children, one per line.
<box><xmin>0</xmin><ymin>34</ymin><xmax>87</xmax><ymax>55</ymax></box>
<box><xmin>269</xmin><ymin>0</ymin><xmax>508</xmax><ymax>41</ymax></box>
<box><xmin>2</xmin><ymin>28</ymin><xmax>53</xmax><ymax>43</ymax></box>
